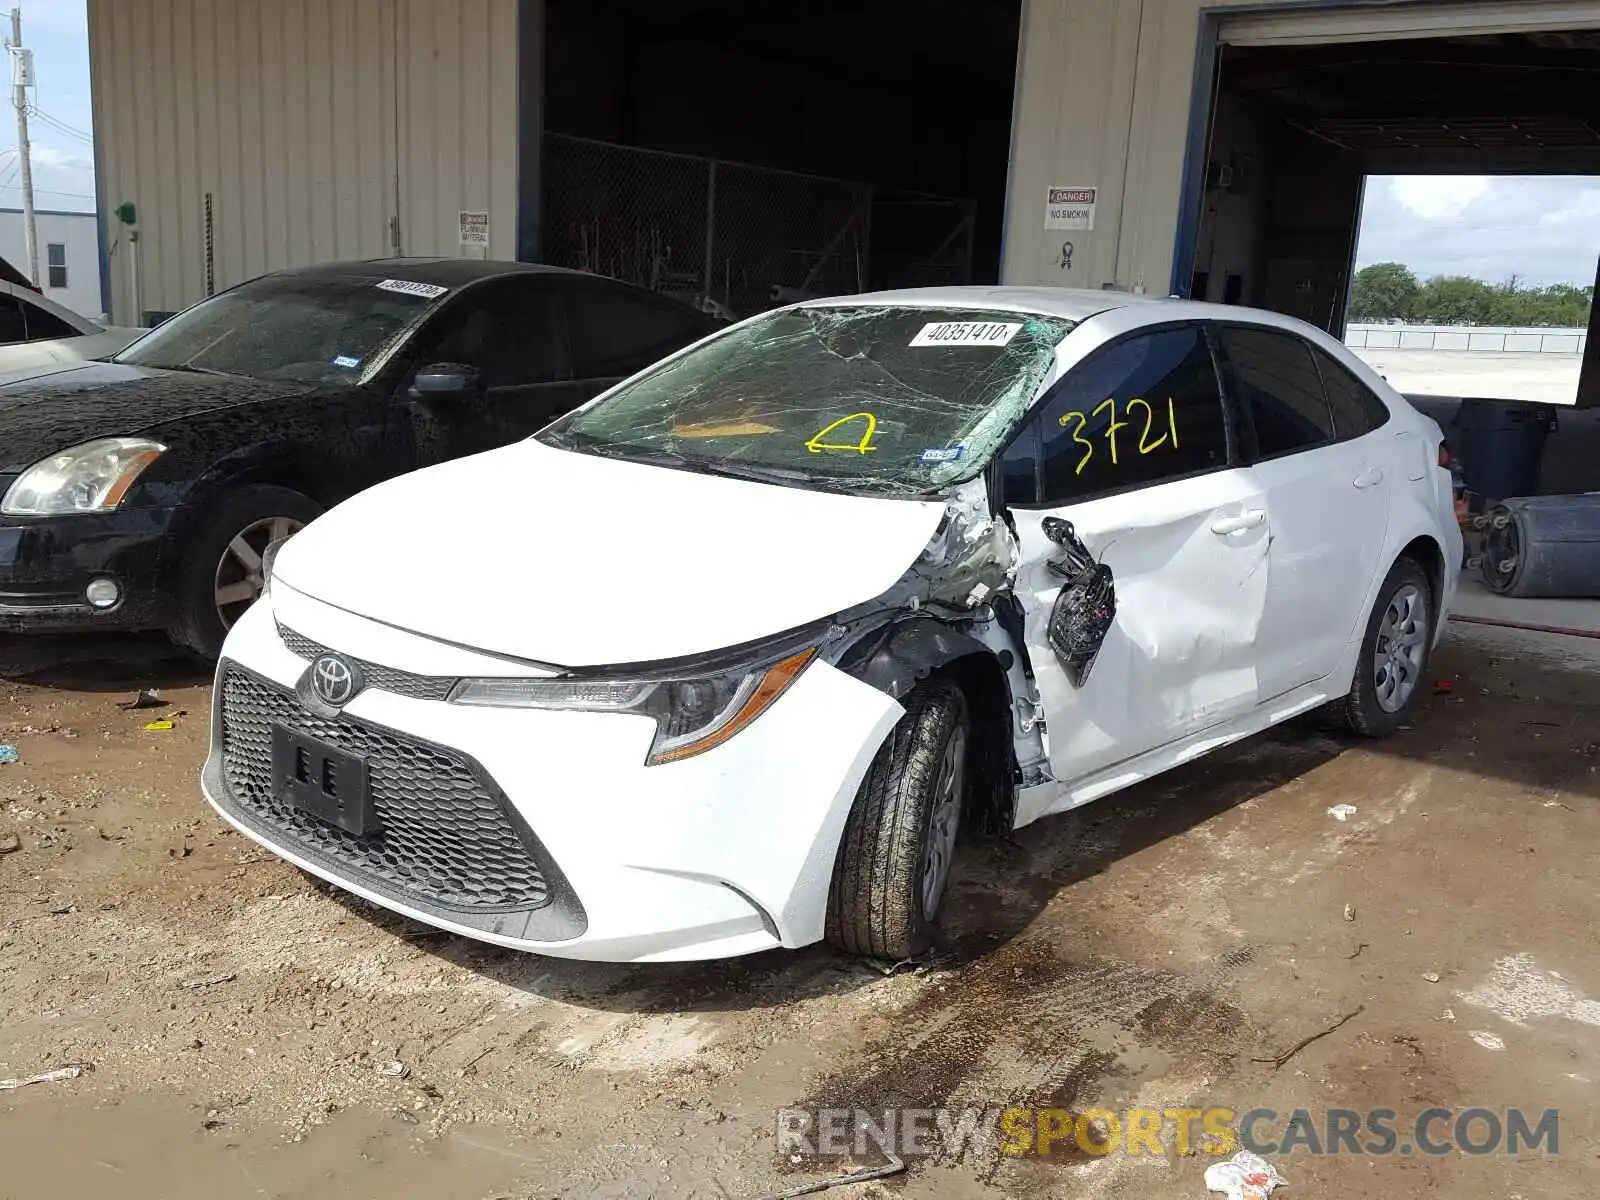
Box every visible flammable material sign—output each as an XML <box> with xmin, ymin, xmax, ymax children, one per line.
<box><xmin>458</xmin><ymin>211</ymin><xmax>490</xmax><ymax>247</ymax></box>
<box><xmin>1045</xmin><ymin>186</ymin><xmax>1097</xmax><ymax>231</ymax></box>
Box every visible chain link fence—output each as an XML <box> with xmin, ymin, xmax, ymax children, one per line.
<box><xmin>542</xmin><ymin>134</ymin><xmax>976</xmax><ymax>319</ymax></box>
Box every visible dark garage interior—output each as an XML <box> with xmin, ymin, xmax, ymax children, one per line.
<box><xmin>540</xmin><ymin>0</ymin><xmax>1021</xmax><ymax>317</ymax></box>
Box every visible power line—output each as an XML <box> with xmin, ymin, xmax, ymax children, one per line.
<box><xmin>0</xmin><ymin>183</ymin><xmax>92</xmax><ymax>199</ymax></box>
<box><xmin>27</xmin><ymin>104</ymin><xmax>90</xmax><ymax>143</ymax></box>
<box><xmin>30</xmin><ymin>106</ymin><xmax>90</xmax><ymax>141</ymax></box>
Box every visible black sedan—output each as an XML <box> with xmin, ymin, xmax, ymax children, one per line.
<box><xmin>0</xmin><ymin>258</ymin><xmax>719</xmax><ymax>657</ymax></box>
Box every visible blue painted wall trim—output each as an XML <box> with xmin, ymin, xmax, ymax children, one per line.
<box><xmin>91</xmin><ymin>107</ymin><xmax>112</xmax><ymax>320</ymax></box>
<box><xmin>1169</xmin><ymin>14</ymin><xmax>1221</xmax><ymax>297</ymax></box>
<box><xmin>515</xmin><ymin>0</ymin><xmax>545</xmax><ymax>262</ymax></box>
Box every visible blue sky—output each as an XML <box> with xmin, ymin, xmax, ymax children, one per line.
<box><xmin>2</xmin><ymin>0</ymin><xmax>94</xmax><ymax>212</ymax></box>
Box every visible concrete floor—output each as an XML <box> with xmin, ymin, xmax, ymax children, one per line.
<box><xmin>1452</xmin><ymin>576</ymin><xmax>1600</xmax><ymax>637</ymax></box>
<box><xmin>1355</xmin><ymin>349</ymin><xmax>1582</xmax><ymax>406</ymax></box>
<box><xmin>2</xmin><ymin>622</ymin><xmax>1599</xmax><ymax>1198</ymax></box>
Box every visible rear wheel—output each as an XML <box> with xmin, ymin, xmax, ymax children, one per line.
<box><xmin>825</xmin><ymin>680</ymin><xmax>969</xmax><ymax>960</ymax></box>
<box><xmin>168</xmin><ymin>485</ymin><xmax>320</xmax><ymax>660</ymax></box>
<box><xmin>1338</xmin><ymin>558</ymin><xmax>1433</xmax><ymax>738</ymax></box>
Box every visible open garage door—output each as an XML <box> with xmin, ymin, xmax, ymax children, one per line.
<box><xmin>1219</xmin><ymin>1</ymin><xmax>1600</xmax><ymax>47</ymax></box>
<box><xmin>1186</xmin><ymin>0</ymin><xmax>1600</xmax><ymax>415</ymax></box>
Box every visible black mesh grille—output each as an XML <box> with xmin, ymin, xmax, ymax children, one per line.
<box><xmin>278</xmin><ymin>625</ymin><xmax>458</xmax><ymax>703</ymax></box>
<box><xmin>217</xmin><ymin>667</ymin><xmax>550</xmax><ymax>912</ymax></box>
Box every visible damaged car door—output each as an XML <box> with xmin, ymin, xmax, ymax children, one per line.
<box><xmin>1214</xmin><ymin>325</ymin><xmax>1393</xmax><ymax>703</ymax></box>
<box><xmin>1000</xmin><ymin>325</ymin><xmax>1270</xmax><ymax>812</ymax></box>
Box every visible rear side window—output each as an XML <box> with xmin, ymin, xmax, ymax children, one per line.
<box><xmin>1034</xmin><ymin>327</ymin><xmax>1231</xmax><ymax>504</ymax></box>
<box><xmin>566</xmin><ymin>286</ymin><xmax>706</xmax><ymax>378</ymax></box>
<box><xmin>0</xmin><ymin>295</ymin><xmax>27</xmax><ymax>344</ymax></box>
<box><xmin>1313</xmin><ymin>347</ymin><xmax>1391</xmax><ymax>437</ymax></box>
<box><xmin>21</xmin><ymin>298</ymin><xmax>79</xmax><ymax>341</ymax></box>
<box><xmin>1219</xmin><ymin>326</ymin><xmax>1334</xmax><ymax>458</ymax></box>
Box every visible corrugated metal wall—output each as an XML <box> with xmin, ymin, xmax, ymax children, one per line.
<box><xmin>1002</xmin><ymin>0</ymin><xmax>1600</xmax><ymax>296</ymax></box>
<box><xmin>89</xmin><ymin>0</ymin><xmax>521</xmax><ymax>325</ymax></box>
<box><xmin>1003</xmin><ymin>0</ymin><xmax>1218</xmax><ymax>296</ymax></box>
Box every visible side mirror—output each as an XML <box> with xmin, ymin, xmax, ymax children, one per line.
<box><xmin>409</xmin><ymin>362</ymin><xmax>483</xmax><ymax>402</ymax></box>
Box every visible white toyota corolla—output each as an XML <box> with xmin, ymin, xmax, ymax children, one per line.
<box><xmin>203</xmin><ymin>287</ymin><xmax>1460</xmax><ymax>962</ymax></box>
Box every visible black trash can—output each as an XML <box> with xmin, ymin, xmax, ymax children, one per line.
<box><xmin>1450</xmin><ymin>399</ymin><xmax>1559</xmax><ymax>507</ymax></box>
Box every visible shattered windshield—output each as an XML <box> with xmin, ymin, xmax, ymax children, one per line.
<box><xmin>539</xmin><ymin>305</ymin><xmax>1074</xmax><ymax>497</ymax></box>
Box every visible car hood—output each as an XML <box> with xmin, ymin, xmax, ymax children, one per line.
<box><xmin>0</xmin><ymin>362</ymin><xmax>314</xmax><ymax>471</ymax></box>
<box><xmin>273</xmin><ymin>438</ymin><xmax>948</xmax><ymax>667</ymax></box>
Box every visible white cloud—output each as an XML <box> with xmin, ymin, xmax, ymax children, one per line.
<box><xmin>1390</xmin><ymin>176</ymin><xmax>1490</xmax><ymax>222</ymax></box>
<box><xmin>28</xmin><ymin>145</ymin><xmax>92</xmax><ymax>171</ymax></box>
<box><xmin>1356</xmin><ymin>176</ymin><xmax>1600</xmax><ymax>287</ymax></box>
<box><xmin>0</xmin><ymin>143</ymin><xmax>96</xmax><ymax>210</ymax></box>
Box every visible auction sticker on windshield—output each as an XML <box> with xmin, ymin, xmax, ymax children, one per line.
<box><xmin>375</xmin><ymin>279</ymin><xmax>448</xmax><ymax>300</ymax></box>
<box><xmin>910</xmin><ymin>321</ymin><xmax>1022</xmax><ymax>348</ymax></box>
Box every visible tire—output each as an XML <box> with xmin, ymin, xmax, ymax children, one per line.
<box><xmin>167</xmin><ymin>484</ymin><xmax>321</xmax><ymax>660</ymax></box>
<box><xmin>825</xmin><ymin>679</ymin><xmax>969</xmax><ymax>960</ymax></box>
<box><xmin>1337</xmin><ymin>557</ymin><xmax>1433</xmax><ymax>738</ymax></box>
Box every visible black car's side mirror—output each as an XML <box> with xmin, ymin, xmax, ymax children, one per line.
<box><xmin>409</xmin><ymin>362</ymin><xmax>484</xmax><ymax>402</ymax></box>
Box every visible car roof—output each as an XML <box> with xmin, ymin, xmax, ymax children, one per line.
<box><xmin>796</xmin><ymin>285</ymin><xmax>1326</xmax><ymax>335</ymax></box>
<box><xmin>271</xmin><ymin>257</ymin><xmax>588</xmax><ymax>287</ymax></box>
<box><xmin>797</xmin><ymin>285</ymin><xmax>1178</xmax><ymax>323</ymax></box>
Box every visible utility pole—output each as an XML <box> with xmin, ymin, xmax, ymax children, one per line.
<box><xmin>6</xmin><ymin>8</ymin><xmax>36</xmax><ymax>287</ymax></box>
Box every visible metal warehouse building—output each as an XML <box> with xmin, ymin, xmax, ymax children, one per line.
<box><xmin>87</xmin><ymin>0</ymin><xmax>1600</xmax><ymax>382</ymax></box>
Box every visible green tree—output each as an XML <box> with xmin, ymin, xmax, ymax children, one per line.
<box><xmin>1348</xmin><ymin>262</ymin><xmax>1420</xmax><ymax>323</ymax></box>
<box><xmin>1416</xmin><ymin>275</ymin><xmax>1497</xmax><ymax>326</ymax></box>
<box><xmin>1353</xmin><ymin>265</ymin><xmax>1593</xmax><ymax>327</ymax></box>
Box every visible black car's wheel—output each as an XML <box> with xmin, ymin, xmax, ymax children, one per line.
<box><xmin>825</xmin><ymin>679</ymin><xmax>969</xmax><ymax>961</ymax></box>
<box><xmin>1338</xmin><ymin>558</ymin><xmax>1433</xmax><ymax>738</ymax></box>
<box><xmin>168</xmin><ymin>485</ymin><xmax>321</xmax><ymax>660</ymax></box>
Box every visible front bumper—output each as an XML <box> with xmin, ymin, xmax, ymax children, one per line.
<box><xmin>0</xmin><ymin>506</ymin><xmax>180</xmax><ymax>631</ymax></box>
<box><xmin>201</xmin><ymin>583</ymin><xmax>904</xmax><ymax>962</ymax></box>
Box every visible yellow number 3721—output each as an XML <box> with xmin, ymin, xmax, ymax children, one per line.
<box><xmin>1057</xmin><ymin>397</ymin><xmax>1179</xmax><ymax>476</ymax></box>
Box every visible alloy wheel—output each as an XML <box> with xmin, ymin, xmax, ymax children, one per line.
<box><xmin>1373</xmin><ymin>582</ymin><xmax>1427</xmax><ymax>714</ymax></box>
<box><xmin>213</xmin><ymin>517</ymin><xmax>303</xmax><ymax>631</ymax></box>
<box><xmin>920</xmin><ymin>723</ymin><xmax>968</xmax><ymax>920</ymax></box>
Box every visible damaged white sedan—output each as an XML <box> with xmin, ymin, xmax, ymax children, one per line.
<box><xmin>202</xmin><ymin>288</ymin><xmax>1461</xmax><ymax>962</ymax></box>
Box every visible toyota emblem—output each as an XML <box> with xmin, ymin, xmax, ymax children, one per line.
<box><xmin>311</xmin><ymin>654</ymin><xmax>360</xmax><ymax>707</ymax></box>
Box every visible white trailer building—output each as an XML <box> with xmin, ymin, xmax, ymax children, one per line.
<box><xmin>0</xmin><ymin>207</ymin><xmax>104</xmax><ymax>320</ymax></box>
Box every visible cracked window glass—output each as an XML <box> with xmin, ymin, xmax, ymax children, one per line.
<box><xmin>539</xmin><ymin>305</ymin><xmax>1074</xmax><ymax>497</ymax></box>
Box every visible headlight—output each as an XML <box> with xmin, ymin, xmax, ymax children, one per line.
<box><xmin>1</xmin><ymin>437</ymin><xmax>167</xmax><ymax>516</ymax></box>
<box><xmin>449</xmin><ymin>646</ymin><xmax>817</xmax><ymax>765</ymax></box>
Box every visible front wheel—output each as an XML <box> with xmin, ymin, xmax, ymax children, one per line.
<box><xmin>1338</xmin><ymin>558</ymin><xmax>1433</xmax><ymax>738</ymax></box>
<box><xmin>825</xmin><ymin>680</ymin><xmax>969</xmax><ymax>960</ymax></box>
<box><xmin>167</xmin><ymin>485</ymin><xmax>321</xmax><ymax>660</ymax></box>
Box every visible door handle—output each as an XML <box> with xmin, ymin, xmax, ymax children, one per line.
<box><xmin>1211</xmin><ymin>509</ymin><xmax>1267</xmax><ymax>535</ymax></box>
<box><xmin>1354</xmin><ymin>466</ymin><xmax>1386</xmax><ymax>489</ymax></box>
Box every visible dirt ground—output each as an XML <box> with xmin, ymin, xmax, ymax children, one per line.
<box><xmin>3</xmin><ymin>622</ymin><xmax>1599</xmax><ymax>1200</ymax></box>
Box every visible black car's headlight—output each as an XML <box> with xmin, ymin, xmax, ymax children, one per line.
<box><xmin>1</xmin><ymin>437</ymin><xmax>167</xmax><ymax>516</ymax></box>
<box><xmin>449</xmin><ymin>645</ymin><xmax>817</xmax><ymax>765</ymax></box>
